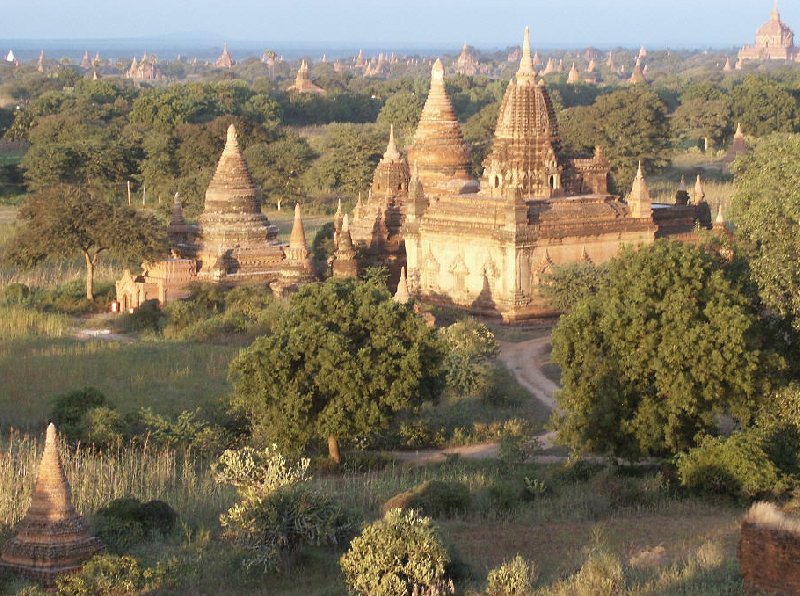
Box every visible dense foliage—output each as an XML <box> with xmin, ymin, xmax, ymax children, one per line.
<box><xmin>340</xmin><ymin>508</ymin><xmax>455</xmax><ymax>596</ymax></box>
<box><xmin>229</xmin><ymin>276</ymin><xmax>445</xmax><ymax>461</ymax></box>
<box><xmin>552</xmin><ymin>241</ymin><xmax>777</xmax><ymax>458</ymax></box>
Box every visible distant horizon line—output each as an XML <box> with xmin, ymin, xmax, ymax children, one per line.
<box><xmin>0</xmin><ymin>36</ymin><xmax>748</xmax><ymax>54</ymax></box>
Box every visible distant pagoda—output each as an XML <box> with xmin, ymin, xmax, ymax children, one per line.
<box><xmin>215</xmin><ymin>43</ymin><xmax>236</xmax><ymax>68</ymax></box>
<box><xmin>288</xmin><ymin>60</ymin><xmax>326</xmax><ymax>95</ymax></box>
<box><xmin>0</xmin><ymin>424</ymin><xmax>103</xmax><ymax>586</ymax></box>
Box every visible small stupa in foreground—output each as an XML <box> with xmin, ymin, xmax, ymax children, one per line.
<box><xmin>0</xmin><ymin>424</ymin><xmax>102</xmax><ymax>586</ymax></box>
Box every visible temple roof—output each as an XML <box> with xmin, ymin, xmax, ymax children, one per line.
<box><xmin>757</xmin><ymin>2</ymin><xmax>793</xmax><ymax>37</ymax></box>
<box><xmin>289</xmin><ymin>202</ymin><xmax>307</xmax><ymax>249</ymax></box>
<box><xmin>203</xmin><ymin>125</ymin><xmax>261</xmax><ymax>214</ymax></box>
<box><xmin>406</xmin><ymin>58</ymin><xmax>477</xmax><ymax>195</ymax></box>
<box><xmin>215</xmin><ymin>43</ymin><xmax>235</xmax><ymax>68</ymax></box>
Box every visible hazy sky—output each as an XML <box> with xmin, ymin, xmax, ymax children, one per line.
<box><xmin>0</xmin><ymin>0</ymin><xmax>793</xmax><ymax>49</ymax></box>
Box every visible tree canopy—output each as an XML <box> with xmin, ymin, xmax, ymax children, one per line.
<box><xmin>229</xmin><ymin>276</ymin><xmax>445</xmax><ymax>462</ymax></box>
<box><xmin>731</xmin><ymin>133</ymin><xmax>800</xmax><ymax>331</ymax></box>
<box><xmin>552</xmin><ymin>241</ymin><xmax>777</xmax><ymax>459</ymax></box>
<box><xmin>5</xmin><ymin>185</ymin><xmax>164</xmax><ymax>300</ymax></box>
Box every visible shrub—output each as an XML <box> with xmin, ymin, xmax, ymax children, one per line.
<box><xmin>440</xmin><ymin>318</ymin><xmax>499</xmax><ymax>395</ymax></box>
<box><xmin>486</xmin><ymin>554</ymin><xmax>537</xmax><ymax>595</ymax></box>
<box><xmin>80</xmin><ymin>406</ymin><xmax>125</xmax><ymax>450</ymax></box>
<box><xmin>548</xmin><ymin>530</ymin><xmax>624</xmax><ymax>596</ymax></box>
<box><xmin>116</xmin><ymin>299</ymin><xmax>163</xmax><ymax>334</ymax></box>
<box><xmin>139</xmin><ymin>407</ymin><xmax>224</xmax><ymax>453</ymax></box>
<box><xmin>676</xmin><ymin>431</ymin><xmax>783</xmax><ymax>499</ymax></box>
<box><xmin>215</xmin><ymin>445</ymin><xmax>352</xmax><ymax>571</ymax></box>
<box><xmin>382</xmin><ymin>480</ymin><xmax>471</xmax><ymax>517</ymax></box>
<box><xmin>51</xmin><ymin>387</ymin><xmax>109</xmax><ymax>442</ymax></box>
<box><xmin>54</xmin><ymin>554</ymin><xmax>170</xmax><ymax>595</ymax></box>
<box><xmin>0</xmin><ymin>283</ymin><xmax>30</xmax><ymax>306</ymax></box>
<box><xmin>93</xmin><ymin>497</ymin><xmax>178</xmax><ymax>551</ymax></box>
<box><xmin>340</xmin><ymin>508</ymin><xmax>455</xmax><ymax>595</ymax></box>
<box><xmin>222</xmin><ymin>483</ymin><xmax>355</xmax><ymax>571</ymax></box>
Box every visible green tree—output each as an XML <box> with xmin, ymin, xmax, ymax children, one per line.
<box><xmin>560</xmin><ymin>87</ymin><xmax>671</xmax><ymax>191</ymax></box>
<box><xmin>672</xmin><ymin>84</ymin><xmax>733</xmax><ymax>151</ymax></box>
<box><xmin>243</xmin><ymin>133</ymin><xmax>315</xmax><ymax>210</ymax></box>
<box><xmin>229</xmin><ymin>276</ymin><xmax>445</xmax><ymax>463</ymax></box>
<box><xmin>731</xmin><ymin>133</ymin><xmax>800</xmax><ymax>330</ymax></box>
<box><xmin>732</xmin><ymin>75</ymin><xmax>800</xmax><ymax>137</ymax></box>
<box><xmin>377</xmin><ymin>91</ymin><xmax>423</xmax><ymax>142</ymax></box>
<box><xmin>5</xmin><ymin>185</ymin><xmax>165</xmax><ymax>300</ymax></box>
<box><xmin>303</xmin><ymin>123</ymin><xmax>385</xmax><ymax>198</ymax></box>
<box><xmin>552</xmin><ymin>241</ymin><xmax>776</xmax><ymax>459</ymax></box>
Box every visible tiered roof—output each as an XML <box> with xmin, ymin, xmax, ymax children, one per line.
<box><xmin>406</xmin><ymin>59</ymin><xmax>477</xmax><ymax>196</ymax></box>
<box><xmin>480</xmin><ymin>27</ymin><xmax>566</xmax><ymax>198</ymax></box>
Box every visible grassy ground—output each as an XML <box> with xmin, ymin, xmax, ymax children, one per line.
<box><xmin>0</xmin><ymin>337</ymin><xmax>236</xmax><ymax>430</ymax></box>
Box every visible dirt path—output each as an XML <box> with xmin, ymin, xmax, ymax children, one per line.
<box><xmin>390</xmin><ymin>333</ymin><xmax>561</xmax><ymax>464</ymax></box>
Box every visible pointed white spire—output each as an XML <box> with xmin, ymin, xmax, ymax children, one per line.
<box><xmin>517</xmin><ymin>26</ymin><xmax>536</xmax><ymax>81</ymax></box>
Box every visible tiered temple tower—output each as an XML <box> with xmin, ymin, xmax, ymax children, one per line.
<box><xmin>215</xmin><ymin>43</ymin><xmax>236</xmax><ymax>68</ymax></box>
<box><xmin>406</xmin><ymin>59</ymin><xmax>478</xmax><ymax>196</ymax></box>
<box><xmin>288</xmin><ymin>60</ymin><xmax>326</xmax><ymax>95</ymax></box>
<box><xmin>480</xmin><ymin>27</ymin><xmax>568</xmax><ymax>199</ymax></box>
<box><xmin>0</xmin><ymin>424</ymin><xmax>103</xmax><ymax>586</ymax></box>
<box><xmin>739</xmin><ymin>3</ymin><xmax>797</xmax><ymax>62</ymax></box>
<box><xmin>197</xmin><ymin>125</ymin><xmax>283</xmax><ymax>280</ymax></box>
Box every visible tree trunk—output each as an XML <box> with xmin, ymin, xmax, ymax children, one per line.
<box><xmin>84</xmin><ymin>252</ymin><xmax>95</xmax><ymax>301</ymax></box>
<box><xmin>327</xmin><ymin>435</ymin><xmax>341</xmax><ymax>466</ymax></box>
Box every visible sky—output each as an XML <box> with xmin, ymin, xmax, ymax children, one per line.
<box><xmin>0</xmin><ymin>0</ymin><xmax>794</xmax><ymax>50</ymax></box>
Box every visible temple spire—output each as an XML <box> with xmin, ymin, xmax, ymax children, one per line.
<box><xmin>734</xmin><ymin>122</ymin><xmax>744</xmax><ymax>139</ymax></box>
<box><xmin>772</xmin><ymin>0</ymin><xmax>780</xmax><ymax>21</ymax></box>
<box><xmin>694</xmin><ymin>174</ymin><xmax>706</xmax><ymax>204</ymax></box>
<box><xmin>393</xmin><ymin>267</ymin><xmax>411</xmax><ymax>304</ymax></box>
<box><xmin>517</xmin><ymin>26</ymin><xmax>536</xmax><ymax>80</ymax></box>
<box><xmin>383</xmin><ymin>124</ymin><xmax>401</xmax><ymax>161</ymax></box>
<box><xmin>0</xmin><ymin>424</ymin><xmax>102</xmax><ymax>586</ymax></box>
<box><xmin>628</xmin><ymin>161</ymin><xmax>652</xmax><ymax>218</ymax></box>
<box><xmin>289</xmin><ymin>202</ymin><xmax>307</xmax><ymax>249</ymax></box>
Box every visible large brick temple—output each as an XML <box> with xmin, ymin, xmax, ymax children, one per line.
<box><xmin>341</xmin><ymin>27</ymin><xmax>708</xmax><ymax>321</ymax></box>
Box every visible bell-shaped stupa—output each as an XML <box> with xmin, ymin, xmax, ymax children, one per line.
<box><xmin>406</xmin><ymin>59</ymin><xmax>478</xmax><ymax>196</ymax></box>
<box><xmin>0</xmin><ymin>424</ymin><xmax>103</xmax><ymax>586</ymax></box>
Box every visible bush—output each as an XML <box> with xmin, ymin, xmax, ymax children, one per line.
<box><xmin>216</xmin><ymin>445</ymin><xmax>353</xmax><ymax>571</ymax></box>
<box><xmin>55</xmin><ymin>554</ymin><xmax>171</xmax><ymax>595</ymax></box>
<box><xmin>116</xmin><ymin>299</ymin><xmax>163</xmax><ymax>334</ymax></box>
<box><xmin>382</xmin><ymin>480</ymin><xmax>471</xmax><ymax>517</ymax></box>
<box><xmin>340</xmin><ymin>508</ymin><xmax>455</xmax><ymax>595</ymax></box>
<box><xmin>486</xmin><ymin>554</ymin><xmax>537</xmax><ymax>595</ymax></box>
<box><xmin>80</xmin><ymin>406</ymin><xmax>125</xmax><ymax>450</ymax></box>
<box><xmin>0</xmin><ymin>283</ymin><xmax>31</xmax><ymax>306</ymax></box>
<box><xmin>440</xmin><ymin>318</ymin><xmax>499</xmax><ymax>395</ymax></box>
<box><xmin>221</xmin><ymin>483</ymin><xmax>355</xmax><ymax>571</ymax></box>
<box><xmin>676</xmin><ymin>431</ymin><xmax>783</xmax><ymax>499</ymax></box>
<box><xmin>51</xmin><ymin>387</ymin><xmax>109</xmax><ymax>442</ymax></box>
<box><xmin>93</xmin><ymin>497</ymin><xmax>178</xmax><ymax>551</ymax></box>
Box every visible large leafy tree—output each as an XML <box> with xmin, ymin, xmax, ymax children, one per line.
<box><xmin>6</xmin><ymin>185</ymin><xmax>165</xmax><ymax>300</ymax></box>
<box><xmin>672</xmin><ymin>83</ymin><xmax>733</xmax><ymax>151</ymax></box>
<box><xmin>243</xmin><ymin>132</ymin><xmax>315</xmax><ymax>210</ymax></box>
<box><xmin>552</xmin><ymin>241</ymin><xmax>777</xmax><ymax>459</ymax></box>
<box><xmin>558</xmin><ymin>86</ymin><xmax>671</xmax><ymax>191</ymax></box>
<box><xmin>229</xmin><ymin>277</ymin><xmax>445</xmax><ymax>463</ymax></box>
<box><xmin>732</xmin><ymin>75</ymin><xmax>800</xmax><ymax>138</ymax></box>
<box><xmin>731</xmin><ymin>133</ymin><xmax>800</xmax><ymax>330</ymax></box>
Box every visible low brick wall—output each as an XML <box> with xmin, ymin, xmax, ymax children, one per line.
<box><xmin>738</xmin><ymin>503</ymin><xmax>800</xmax><ymax>594</ymax></box>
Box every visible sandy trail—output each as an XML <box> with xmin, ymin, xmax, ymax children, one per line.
<box><xmin>391</xmin><ymin>332</ymin><xmax>560</xmax><ymax>464</ymax></box>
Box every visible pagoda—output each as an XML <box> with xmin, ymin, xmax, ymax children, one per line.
<box><xmin>287</xmin><ymin>60</ymin><xmax>326</xmax><ymax>95</ymax></box>
<box><xmin>455</xmin><ymin>42</ymin><xmax>480</xmax><ymax>75</ymax></box>
<box><xmin>739</xmin><ymin>2</ymin><xmax>797</xmax><ymax>62</ymax></box>
<box><xmin>406</xmin><ymin>59</ymin><xmax>478</xmax><ymax>196</ymax></box>
<box><xmin>196</xmin><ymin>125</ymin><xmax>283</xmax><ymax>279</ymax></box>
<box><xmin>0</xmin><ymin>424</ymin><xmax>103</xmax><ymax>586</ymax></box>
<box><xmin>215</xmin><ymin>43</ymin><xmax>236</xmax><ymax>68</ymax></box>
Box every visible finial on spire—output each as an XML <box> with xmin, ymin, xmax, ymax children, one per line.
<box><xmin>734</xmin><ymin>122</ymin><xmax>743</xmax><ymax>138</ymax></box>
<box><xmin>342</xmin><ymin>213</ymin><xmax>350</xmax><ymax>232</ymax></box>
<box><xmin>678</xmin><ymin>175</ymin><xmax>687</xmax><ymax>192</ymax></box>
<box><xmin>226</xmin><ymin>124</ymin><xmax>237</xmax><ymax>145</ymax></box>
<box><xmin>383</xmin><ymin>124</ymin><xmax>401</xmax><ymax>161</ymax></box>
<box><xmin>46</xmin><ymin>422</ymin><xmax>57</xmax><ymax>445</ymax></box>
<box><xmin>636</xmin><ymin>160</ymin><xmax>643</xmax><ymax>179</ymax></box>
<box><xmin>431</xmin><ymin>58</ymin><xmax>445</xmax><ymax>83</ymax></box>
<box><xmin>716</xmin><ymin>203</ymin><xmax>726</xmax><ymax>225</ymax></box>
<box><xmin>517</xmin><ymin>26</ymin><xmax>536</xmax><ymax>78</ymax></box>
<box><xmin>772</xmin><ymin>0</ymin><xmax>780</xmax><ymax>21</ymax></box>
